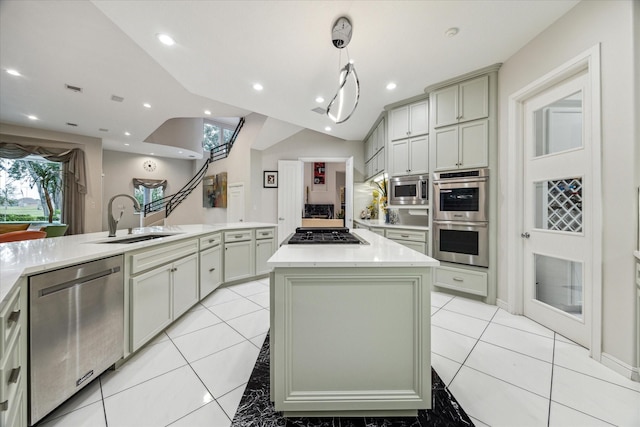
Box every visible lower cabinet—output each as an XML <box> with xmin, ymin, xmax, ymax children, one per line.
<box><xmin>224</xmin><ymin>230</ymin><xmax>255</xmax><ymax>282</ymax></box>
<box><xmin>129</xmin><ymin>239</ymin><xmax>199</xmax><ymax>351</ymax></box>
<box><xmin>200</xmin><ymin>245</ymin><xmax>222</xmax><ymax>299</ymax></box>
<box><xmin>255</xmin><ymin>235</ymin><xmax>275</xmax><ymax>276</ymax></box>
<box><xmin>0</xmin><ymin>285</ymin><xmax>25</xmax><ymax>427</ymax></box>
<box><xmin>434</xmin><ymin>265</ymin><xmax>488</xmax><ymax>297</ymax></box>
<box><xmin>385</xmin><ymin>228</ymin><xmax>428</xmax><ymax>254</ymax></box>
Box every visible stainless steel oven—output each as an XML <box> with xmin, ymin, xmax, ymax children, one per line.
<box><xmin>433</xmin><ymin>221</ymin><xmax>489</xmax><ymax>267</ymax></box>
<box><xmin>433</xmin><ymin>169</ymin><xmax>489</xmax><ymax>222</ymax></box>
<box><xmin>389</xmin><ymin>174</ymin><xmax>428</xmax><ymax>205</ymax></box>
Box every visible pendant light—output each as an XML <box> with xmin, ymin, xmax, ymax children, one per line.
<box><xmin>326</xmin><ymin>16</ymin><xmax>360</xmax><ymax>124</ymax></box>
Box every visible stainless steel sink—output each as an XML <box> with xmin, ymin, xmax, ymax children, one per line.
<box><xmin>94</xmin><ymin>233</ymin><xmax>180</xmax><ymax>244</ymax></box>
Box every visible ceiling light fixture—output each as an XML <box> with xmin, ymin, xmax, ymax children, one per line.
<box><xmin>157</xmin><ymin>33</ymin><xmax>175</xmax><ymax>46</ymax></box>
<box><xmin>124</xmin><ymin>131</ymin><xmax>131</xmax><ymax>136</ymax></box>
<box><xmin>325</xmin><ymin>126</ymin><xmax>332</xmax><ymax>132</ymax></box>
<box><xmin>204</xmin><ymin>110</ymin><xmax>211</xmax><ymax>115</ymax></box>
<box><xmin>143</xmin><ymin>103</ymin><xmax>151</xmax><ymax>108</ymax></box>
<box><xmin>386</xmin><ymin>82</ymin><xmax>397</xmax><ymax>90</ymax></box>
<box><xmin>253</xmin><ymin>83</ymin><xmax>264</xmax><ymax>91</ymax></box>
<box><xmin>27</xmin><ymin>115</ymin><xmax>38</xmax><ymax>120</ymax></box>
<box><xmin>6</xmin><ymin>69</ymin><xmax>21</xmax><ymax>77</ymax></box>
<box><xmin>124</xmin><ymin>143</ymin><xmax>130</xmax><ymax>146</ymax></box>
<box><xmin>326</xmin><ymin>16</ymin><xmax>360</xmax><ymax>124</ymax></box>
<box><xmin>315</xmin><ymin>96</ymin><xmax>325</xmax><ymax>103</ymax></box>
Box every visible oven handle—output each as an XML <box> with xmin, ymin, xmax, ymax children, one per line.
<box><xmin>434</xmin><ymin>177</ymin><xmax>488</xmax><ymax>186</ymax></box>
<box><xmin>433</xmin><ymin>220</ymin><xmax>488</xmax><ymax>228</ymax></box>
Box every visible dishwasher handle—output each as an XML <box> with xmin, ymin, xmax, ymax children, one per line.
<box><xmin>39</xmin><ymin>267</ymin><xmax>121</xmax><ymax>298</ymax></box>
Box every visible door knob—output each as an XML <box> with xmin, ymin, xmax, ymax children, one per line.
<box><xmin>521</xmin><ymin>232</ymin><xmax>530</xmax><ymax>238</ymax></box>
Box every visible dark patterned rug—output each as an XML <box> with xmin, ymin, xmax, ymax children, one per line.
<box><xmin>231</xmin><ymin>335</ymin><xmax>474</xmax><ymax>426</ymax></box>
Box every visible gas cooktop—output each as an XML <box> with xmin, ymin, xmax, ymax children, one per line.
<box><xmin>287</xmin><ymin>227</ymin><xmax>365</xmax><ymax>245</ymax></box>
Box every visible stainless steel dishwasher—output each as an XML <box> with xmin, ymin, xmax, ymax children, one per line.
<box><xmin>28</xmin><ymin>255</ymin><xmax>124</xmax><ymax>425</ymax></box>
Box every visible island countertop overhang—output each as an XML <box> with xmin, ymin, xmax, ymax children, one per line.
<box><xmin>268</xmin><ymin>229</ymin><xmax>439</xmax><ymax>268</ymax></box>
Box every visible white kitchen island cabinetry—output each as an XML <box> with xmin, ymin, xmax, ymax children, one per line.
<box><xmin>0</xmin><ymin>285</ymin><xmax>26</xmax><ymax>427</ymax></box>
<box><xmin>224</xmin><ymin>229</ymin><xmax>255</xmax><ymax>282</ymax></box>
<box><xmin>268</xmin><ymin>230</ymin><xmax>438</xmax><ymax>418</ymax></box>
<box><xmin>199</xmin><ymin>232</ymin><xmax>223</xmax><ymax>299</ymax></box>
<box><xmin>128</xmin><ymin>239</ymin><xmax>199</xmax><ymax>352</ymax></box>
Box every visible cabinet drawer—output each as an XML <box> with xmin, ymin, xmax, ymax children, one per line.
<box><xmin>385</xmin><ymin>229</ymin><xmax>427</xmax><ymax>243</ymax></box>
<box><xmin>0</xmin><ymin>328</ymin><xmax>23</xmax><ymax>415</ymax></box>
<box><xmin>130</xmin><ymin>239</ymin><xmax>198</xmax><ymax>275</ymax></box>
<box><xmin>0</xmin><ymin>287</ymin><xmax>20</xmax><ymax>356</ymax></box>
<box><xmin>224</xmin><ymin>229</ymin><xmax>253</xmax><ymax>242</ymax></box>
<box><xmin>256</xmin><ymin>228</ymin><xmax>275</xmax><ymax>240</ymax></box>
<box><xmin>369</xmin><ymin>227</ymin><xmax>385</xmax><ymax>237</ymax></box>
<box><xmin>199</xmin><ymin>233</ymin><xmax>221</xmax><ymax>250</ymax></box>
<box><xmin>435</xmin><ymin>266</ymin><xmax>487</xmax><ymax>297</ymax></box>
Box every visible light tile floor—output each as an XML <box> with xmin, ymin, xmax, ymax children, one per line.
<box><xmin>38</xmin><ymin>281</ymin><xmax>640</xmax><ymax>427</ymax></box>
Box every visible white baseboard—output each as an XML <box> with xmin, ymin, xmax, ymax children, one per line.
<box><xmin>601</xmin><ymin>352</ymin><xmax>640</xmax><ymax>382</ymax></box>
<box><xmin>496</xmin><ymin>298</ymin><xmax>509</xmax><ymax>311</ymax></box>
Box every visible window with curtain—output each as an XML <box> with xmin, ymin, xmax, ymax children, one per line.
<box><xmin>0</xmin><ymin>143</ymin><xmax>86</xmax><ymax>234</ymax></box>
<box><xmin>132</xmin><ymin>178</ymin><xmax>167</xmax><ymax>212</ymax></box>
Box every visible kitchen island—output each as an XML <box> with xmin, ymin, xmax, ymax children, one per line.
<box><xmin>267</xmin><ymin>229</ymin><xmax>439</xmax><ymax>418</ymax></box>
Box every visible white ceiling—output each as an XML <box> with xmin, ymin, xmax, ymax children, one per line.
<box><xmin>0</xmin><ymin>0</ymin><xmax>579</xmax><ymax>159</ymax></box>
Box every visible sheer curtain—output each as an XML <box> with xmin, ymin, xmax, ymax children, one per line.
<box><xmin>0</xmin><ymin>143</ymin><xmax>87</xmax><ymax>234</ymax></box>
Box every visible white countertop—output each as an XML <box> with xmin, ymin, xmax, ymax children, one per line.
<box><xmin>267</xmin><ymin>229</ymin><xmax>439</xmax><ymax>268</ymax></box>
<box><xmin>354</xmin><ymin>218</ymin><xmax>429</xmax><ymax>231</ymax></box>
<box><xmin>0</xmin><ymin>223</ymin><xmax>275</xmax><ymax>304</ymax></box>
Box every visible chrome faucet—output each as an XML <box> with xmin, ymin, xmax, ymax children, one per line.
<box><xmin>108</xmin><ymin>194</ymin><xmax>141</xmax><ymax>237</ymax></box>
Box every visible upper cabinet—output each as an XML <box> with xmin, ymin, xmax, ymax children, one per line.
<box><xmin>389</xmin><ymin>100</ymin><xmax>428</xmax><ymax>141</ymax></box>
<box><xmin>431</xmin><ymin>75</ymin><xmax>489</xmax><ymax>128</ymax></box>
<box><xmin>364</xmin><ymin>118</ymin><xmax>386</xmax><ymax>180</ymax></box>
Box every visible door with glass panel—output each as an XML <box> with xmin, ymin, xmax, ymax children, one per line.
<box><xmin>522</xmin><ymin>72</ymin><xmax>591</xmax><ymax>347</ymax></box>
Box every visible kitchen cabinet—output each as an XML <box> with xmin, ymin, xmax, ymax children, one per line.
<box><xmin>434</xmin><ymin>265</ymin><xmax>488</xmax><ymax>297</ymax></box>
<box><xmin>199</xmin><ymin>233</ymin><xmax>222</xmax><ymax>299</ymax></box>
<box><xmin>224</xmin><ymin>229</ymin><xmax>255</xmax><ymax>282</ymax></box>
<box><xmin>129</xmin><ymin>239</ymin><xmax>199</xmax><ymax>351</ymax></box>
<box><xmin>0</xmin><ymin>285</ymin><xmax>25</xmax><ymax>427</ymax></box>
<box><xmin>433</xmin><ymin>120</ymin><xmax>488</xmax><ymax>171</ymax></box>
<box><xmin>255</xmin><ymin>228</ymin><xmax>276</xmax><ymax>276</ymax></box>
<box><xmin>385</xmin><ymin>228</ymin><xmax>428</xmax><ymax>254</ymax></box>
<box><xmin>431</xmin><ymin>75</ymin><xmax>488</xmax><ymax>128</ymax></box>
<box><xmin>390</xmin><ymin>100</ymin><xmax>428</xmax><ymax>141</ymax></box>
<box><xmin>365</xmin><ymin>149</ymin><xmax>385</xmax><ymax>180</ymax></box>
<box><xmin>389</xmin><ymin>135</ymin><xmax>428</xmax><ymax>176</ymax></box>
<box><xmin>365</xmin><ymin>118</ymin><xmax>386</xmax><ymax>163</ymax></box>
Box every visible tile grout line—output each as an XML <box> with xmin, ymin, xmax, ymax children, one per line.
<box><xmin>546</xmin><ymin>333</ymin><xmax>556</xmax><ymax>427</ymax></box>
<box><xmin>99</xmin><ymin>376</ymin><xmax>108</xmax><ymax>427</ymax></box>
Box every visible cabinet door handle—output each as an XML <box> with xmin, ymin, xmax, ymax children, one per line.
<box><xmin>8</xmin><ymin>366</ymin><xmax>21</xmax><ymax>384</ymax></box>
<box><xmin>400</xmin><ymin>234</ymin><xmax>410</xmax><ymax>238</ymax></box>
<box><xmin>235</xmin><ymin>235</ymin><xmax>243</xmax><ymax>238</ymax></box>
<box><xmin>0</xmin><ymin>400</ymin><xmax>7</xmax><ymax>411</ymax></box>
<box><xmin>209</xmin><ymin>268</ymin><xmax>216</xmax><ymax>272</ymax></box>
<box><xmin>170</xmin><ymin>267</ymin><xmax>177</xmax><ymax>272</ymax></box>
<box><xmin>208</xmin><ymin>239</ymin><xmax>216</xmax><ymax>243</ymax></box>
<box><xmin>7</xmin><ymin>309</ymin><xmax>20</xmax><ymax>326</ymax></box>
<box><xmin>453</xmin><ymin>277</ymin><xmax>464</xmax><ymax>282</ymax></box>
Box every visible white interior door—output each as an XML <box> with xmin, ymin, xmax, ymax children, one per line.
<box><xmin>522</xmin><ymin>72</ymin><xmax>592</xmax><ymax>347</ymax></box>
<box><xmin>277</xmin><ymin>160</ymin><xmax>302</xmax><ymax>245</ymax></box>
<box><xmin>227</xmin><ymin>183</ymin><xmax>245</xmax><ymax>223</ymax></box>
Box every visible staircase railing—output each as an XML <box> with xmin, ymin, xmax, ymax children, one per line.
<box><xmin>142</xmin><ymin>117</ymin><xmax>245</xmax><ymax>219</ymax></box>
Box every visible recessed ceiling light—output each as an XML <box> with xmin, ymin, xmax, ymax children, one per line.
<box><xmin>325</xmin><ymin>126</ymin><xmax>332</xmax><ymax>131</ymax></box>
<box><xmin>149</xmin><ymin>152</ymin><xmax>154</xmax><ymax>156</ymax></box>
<box><xmin>178</xmin><ymin>150</ymin><xmax>183</xmax><ymax>154</ymax></box>
<box><xmin>445</xmin><ymin>27</ymin><xmax>459</xmax><ymax>37</ymax></box>
<box><xmin>124</xmin><ymin>143</ymin><xmax>130</xmax><ymax>146</ymax></box>
<box><xmin>253</xmin><ymin>83</ymin><xmax>263</xmax><ymax>91</ymax></box>
<box><xmin>124</xmin><ymin>131</ymin><xmax>131</xmax><ymax>136</ymax></box>
<box><xmin>27</xmin><ymin>115</ymin><xmax>38</xmax><ymax>120</ymax></box>
<box><xmin>143</xmin><ymin>103</ymin><xmax>151</xmax><ymax>108</ymax></box>
<box><xmin>6</xmin><ymin>69</ymin><xmax>21</xmax><ymax>77</ymax></box>
<box><xmin>204</xmin><ymin>110</ymin><xmax>211</xmax><ymax>115</ymax></box>
<box><xmin>157</xmin><ymin>33</ymin><xmax>175</xmax><ymax>46</ymax></box>
<box><xmin>386</xmin><ymin>82</ymin><xmax>397</xmax><ymax>90</ymax></box>
<box><xmin>315</xmin><ymin>96</ymin><xmax>325</xmax><ymax>103</ymax></box>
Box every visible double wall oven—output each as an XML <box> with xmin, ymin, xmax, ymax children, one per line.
<box><xmin>432</xmin><ymin>169</ymin><xmax>489</xmax><ymax>267</ymax></box>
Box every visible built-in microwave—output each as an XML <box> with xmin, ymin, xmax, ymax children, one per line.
<box><xmin>389</xmin><ymin>175</ymin><xmax>428</xmax><ymax>206</ymax></box>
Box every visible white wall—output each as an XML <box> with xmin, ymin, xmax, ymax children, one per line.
<box><xmin>498</xmin><ymin>0</ymin><xmax>638</xmax><ymax>367</ymax></box>
<box><xmin>256</xmin><ymin>128</ymin><xmax>365</xmax><ymax>224</ymax></box>
<box><xmin>0</xmin><ymin>122</ymin><xmax>103</xmax><ymax>232</ymax></box>
<box><xmin>102</xmin><ymin>150</ymin><xmax>199</xmax><ymax>230</ymax></box>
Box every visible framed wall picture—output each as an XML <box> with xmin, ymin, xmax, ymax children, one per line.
<box><xmin>264</xmin><ymin>170</ymin><xmax>278</xmax><ymax>188</ymax></box>
<box><xmin>202</xmin><ymin>172</ymin><xmax>228</xmax><ymax>208</ymax></box>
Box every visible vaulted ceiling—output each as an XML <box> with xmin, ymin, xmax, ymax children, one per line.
<box><xmin>0</xmin><ymin>0</ymin><xmax>579</xmax><ymax>159</ymax></box>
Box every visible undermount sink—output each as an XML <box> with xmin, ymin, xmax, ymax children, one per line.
<box><xmin>94</xmin><ymin>233</ymin><xmax>181</xmax><ymax>244</ymax></box>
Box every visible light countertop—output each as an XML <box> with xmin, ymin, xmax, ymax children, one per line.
<box><xmin>354</xmin><ymin>218</ymin><xmax>429</xmax><ymax>231</ymax></box>
<box><xmin>0</xmin><ymin>223</ymin><xmax>275</xmax><ymax>304</ymax></box>
<box><xmin>267</xmin><ymin>229</ymin><xmax>439</xmax><ymax>268</ymax></box>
